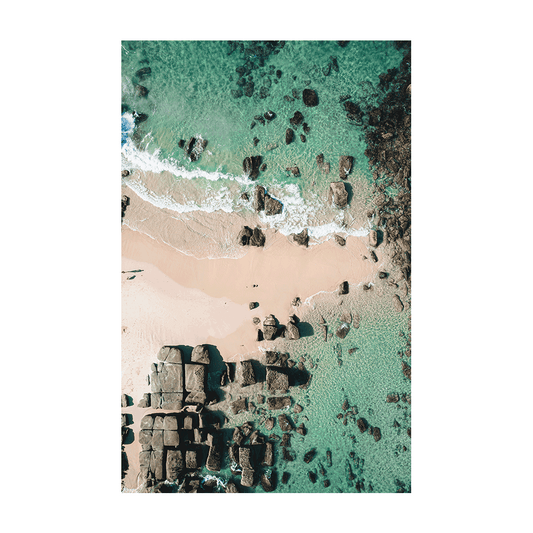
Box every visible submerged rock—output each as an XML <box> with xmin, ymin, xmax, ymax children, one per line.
<box><xmin>303</xmin><ymin>88</ymin><xmax>318</xmax><ymax>107</ymax></box>
<box><xmin>267</xmin><ymin>396</ymin><xmax>291</xmax><ymax>410</ymax></box>
<box><xmin>286</xmin><ymin>128</ymin><xmax>294</xmax><ymax>145</ymax></box>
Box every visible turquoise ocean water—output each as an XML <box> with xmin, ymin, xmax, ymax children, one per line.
<box><xmin>121</xmin><ymin>41</ymin><xmax>411</xmax><ymax>493</ymax></box>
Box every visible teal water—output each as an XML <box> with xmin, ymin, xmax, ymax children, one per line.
<box><xmin>121</xmin><ymin>41</ymin><xmax>411</xmax><ymax>493</ymax></box>
<box><xmin>121</xmin><ymin>41</ymin><xmax>405</xmax><ymax>245</ymax></box>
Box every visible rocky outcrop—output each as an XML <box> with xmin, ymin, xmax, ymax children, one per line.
<box><xmin>261</xmin><ymin>472</ymin><xmax>276</xmax><ymax>492</ymax></box>
<box><xmin>135</xmin><ymin>67</ymin><xmax>151</xmax><ymax>80</ymax></box>
<box><xmin>157</xmin><ymin>346</ymin><xmax>183</xmax><ymax>363</ymax></box>
<box><xmin>296</xmin><ymin>423</ymin><xmax>307</xmax><ymax>436</ymax></box>
<box><xmin>335</xmin><ymin>235</ymin><xmax>346</xmax><ymax>246</ymax></box>
<box><xmin>329</xmin><ymin>181</ymin><xmax>349</xmax><ymax>208</ymax></box>
<box><xmin>231</xmin><ymin>398</ymin><xmax>247</xmax><ymax>414</ymax></box>
<box><xmin>237</xmin><ymin>226</ymin><xmax>253</xmax><ymax>246</ymax></box>
<box><xmin>264</xmin><ymin>194</ymin><xmax>283</xmax><ymax>216</ymax></box>
<box><xmin>266</xmin><ymin>366</ymin><xmax>289</xmax><ymax>393</ymax></box>
<box><xmin>292</xmin><ymin>228</ymin><xmax>309</xmax><ymax>247</ymax></box>
<box><xmin>243</xmin><ymin>155</ymin><xmax>263</xmax><ymax>180</ymax></box>
<box><xmin>387</xmin><ymin>393</ymin><xmax>400</xmax><ymax>403</ymax></box>
<box><xmin>263</xmin><ymin>314</ymin><xmax>278</xmax><ymax>340</ymax></box>
<box><xmin>191</xmin><ymin>345</ymin><xmax>210</xmax><ymax>365</ymax></box>
<box><xmin>241</xmin><ymin>468</ymin><xmax>254</xmax><ymax>487</ymax></box>
<box><xmin>238</xmin><ymin>360</ymin><xmax>257</xmax><ymax>386</ymax></box>
<box><xmin>265</xmin><ymin>417</ymin><xmax>275</xmax><ymax>430</ymax></box>
<box><xmin>265</xmin><ymin>110</ymin><xmax>276</xmax><ymax>121</ymax></box>
<box><xmin>206</xmin><ymin>443</ymin><xmax>222</xmax><ymax>471</ymax></box>
<box><xmin>303</xmin><ymin>448</ymin><xmax>316</xmax><ymax>463</ymax></box>
<box><xmin>137</xmin><ymin>393</ymin><xmax>151</xmax><ymax>408</ymax></box>
<box><xmin>267</xmin><ymin>396</ymin><xmax>291</xmax><ymax>410</ymax></box>
<box><xmin>290</xmin><ymin>111</ymin><xmax>304</xmax><ymax>127</ymax></box>
<box><xmin>356</xmin><ymin>418</ymin><xmax>368</xmax><ymax>433</ymax></box>
<box><xmin>250</xmin><ymin>227</ymin><xmax>266</xmax><ymax>247</ymax></box>
<box><xmin>338</xmin><ymin>281</ymin><xmax>349</xmax><ymax>295</ymax></box>
<box><xmin>339</xmin><ymin>156</ymin><xmax>354</xmax><ymax>179</ymax></box>
<box><xmin>303</xmin><ymin>89</ymin><xmax>318</xmax><ymax>107</ymax></box>
<box><xmin>135</xmin><ymin>84</ymin><xmax>148</xmax><ymax>97</ymax></box>
<box><xmin>286</xmin><ymin>316</ymin><xmax>300</xmax><ymax>340</ymax></box>
<box><xmin>336</xmin><ymin>324</ymin><xmax>350</xmax><ymax>339</ymax></box>
<box><xmin>225</xmin><ymin>482</ymin><xmax>239</xmax><ymax>493</ymax></box>
<box><xmin>278</xmin><ymin>414</ymin><xmax>293</xmax><ymax>432</ymax></box>
<box><xmin>373</xmin><ymin>427</ymin><xmax>381</xmax><ymax>442</ymax></box>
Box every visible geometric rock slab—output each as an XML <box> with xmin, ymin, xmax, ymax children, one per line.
<box><xmin>237</xmin><ymin>360</ymin><xmax>257</xmax><ymax>387</ymax></box>
<box><xmin>206</xmin><ymin>444</ymin><xmax>222</xmax><ymax>472</ymax></box>
<box><xmin>163</xmin><ymin>430</ymin><xmax>180</xmax><ymax>447</ymax></box>
<box><xmin>231</xmin><ymin>398</ymin><xmax>247</xmax><ymax>415</ymax></box>
<box><xmin>161</xmin><ymin>392</ymin><xmax>183</xmax><ymax>410</ymax></box>
<box><xmin>139</xmin><ymin>429</ymin><xmax>152</xmax><ymax>450</ymax></box>
<box><xmin>166</xmin><ymin>449</ymin><xmax>184</xmax><ymax>481</ymax></box>
<box><xmin>151</xmin><ymin>429</ymin><xmax>164</xmax><ymax>451</ymax></box>
<box><xmin>266</xmin><ymin>366</ymin><xmax>289</xmax><ymax>393</ymax></box>
<box><xmin>159</xmin><ymin>364</ymin><xmax>184</xmax><ymax>393</ymax></box>
<box><xmin>163</xmin><ymin>416</ymin><xmax>178</xmax><ymax>431</ymax></box>
<box><xmin>185</xmin><ymin>449</ymin><xmax>200</xmax><ymax>470</ymax></box>
<box><xmin>140</xmin><ymin>415</ymin><xmax>154</xmax><ymax>430</ymax></box>
<box><xmin>241</xmin><ymin>468</ymin><xmax>254</xmax><ymax>487</ymax></box>
<box><xmin>185</xmin><ymin>391</ymin><xmax>207</xmax><ymax>404</ymax></box>
<box><xmin>184</xmin><ymin>363</ymin><xmax>206</xmax><ymax>392</ymax></box>
<box><xmin>150</xmin><ymin>393</ymin><xmax>161</xmax><ymax>409</ymax></box>
<box><xmin>266</xmin><ymin>396</ymin><xmax>291</xmax><ymax>410</ymax></box>
<box><xmin>157</xmin><ymin>346</ymin><xmax>183</xmax><ymax>363</ymax></box>
<box><xmin>150</xmin><ymin>450</ymin><xmax>164</xmax><ymax>481</ymax></box>
<box><xmin>191</xmin><ymin>345</ymin><xmax>210</xmax><ymax>365</ymax></box>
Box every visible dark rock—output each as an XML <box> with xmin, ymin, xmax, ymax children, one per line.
<box><xmin>362</xmin><ymin>284</ymin><xmax>372</xmax><ymax>291</ymax></box>
<box><xmin>407</xmin><ymin>428</ymin><xmax>411</xmax><ymax>438</ymax></box>
<box><xmin>286</xmin><ymin>128</ymin><xmax>294</xmax><ymax>145</ymax></box>
<box><xmin>276</xmin><ymin>70</ymin><xmax>282</xmax><ymax>79</ymax></box>
<box><xmin>330</xmin><ymin>56</ymin><xmax>339</xmax><ymax>72</ymax></box>
<box><xmin>303</xmin><ymin>122</ymin><xmax>310</xmax><ymax>134</ymax></box>
<box><xmin>292</xmin><ymin>89</ymin><xmax>300</xmax><ymax>99</ymax></box>
<box><xmin>250</xmin><ymin>227</ymin><xmax>266</xmax><ymax>247</ymax></box>
<box><xmin>356</xmin><ymin>418</ymin><xmax>368</xmax><ymax>433</ymax></box>
<box><xmin>253</xmin><ymin>137</ymin><xmax>259</xmax><ymax>146</ymax></box>
<box><xmin>121</xmin><ymin>170</ymin><xmax>130</xmax><ymax>179</ymax></box>
<box><xmin>323</xmin><ymin>479</ymin><xmax>330</xmax><ymax>488</ymax></box>
<box><xmin>373</xmin><ymin>427</ymin><xmax>382</xmax><ymax>442</ymax></box>
<box><xmin>303</xmin><ymin>89</ymin><xmax>318</xmax><ymax>107</ymax></box>
<box><xmin>282</xmin><ymin>448</ymin><xmax>295</xmax><ymax>461</ymax></box>
<box><xmin>308</xmin><ymin>471</ymin><xmax>317</xmax><ymax>483</ymax></box>
<box><xmin>300</xmin><ymin>134</ymin><xmax>306</xmax><ymax>143</ymax></box>
<box><xmin>292</xmin><ymin>228</ymin><xmax>309</xmax><ymax>247</ymax></box>
<box><xmin>342</xmin><ymin>399</ymin><xmax>349</xmax><ymax>411</ymax></box>
<box><xmin>339</xmin><ymin>156</ymin><xmax>354</xmax><ymax>179</ymax></box>
<box><xmin>336</xmin><ymin>324</ymin><xmax>350</xmax><ymax>339</ymax></box>
<box><xmin>267</xmin><ymin>396</ymin><xmax>291</xmax><ymax>410</ymax></box>
<box><xmin>369</xmin><ymin>251</ymin><xmax>378</xmax><ymax>263</ymax></box>
<box><xmin>387</xmin><ymin>393</ymin><xmax>400</xmax><ymax>403</ymax></box>
<box><xmin>278</xmin><ymin>414</ymin><xmax>293</xmax><ymax>432</ymax></box>
<box><xmin>231</xmin><ymin>398</ymin><xmax>247</xmax><ymax>415</ymax></box>
<box><xmin>402</xmin><ymin>361</ymin><xmax>411</xmax><ymax>380</ymax></box>
<box><xmin>265</xmin><ymin>417</ymin><xmax>275</xmax><ymax>430</ymax></box>
<box><xmin>316</xmin><ymin>153</ymin><xmax>324</xmax><ymax>169</ymax></box>
<box><xmin>326</xmin><ymin>450</ymin><xmax>332</xmax><ymax>467</ymax></box>
<box><xmin>254</xmin><ymin>115</ymin><xmax>265</xmax><ymax>125</ymax></box>
<box><xmin>231</xmin><ymin>89</ymin><xmax>243</xmax><ymax>99</ymax></box>
<box><xmin>238</xmin><ymin>360</ymin><xmax>257</xmax><ymax>386</ymax></box>
<box><xmin>233</xmin><ymin>427</ymin><xmax>244</xmax><ymax>446</ymax></box>
<box><xmin>244</xmin><ymin>155</ymin><xmax>262</xmax><ymax>180</ymax></box>
<box><xmin>329</xmin><ymin>181</ymin><xmax>349</xmax><ymax>208</ymax></box>
<box><xmin>237</xmin><ymin>225</ymin><xmax>253</xmax><ymax>246</ymax></box>
<box><xmin>262</xmin><ymin>442</ymin><xmax>274</xmax><ymax>466</ymax></box>
<box><xmin>137</xmin><ymin>392</ymin><xmax>151</xmax><ymax>408</ymax></box>
<box><xmin>338</xmin><ymin>281</ymin><xmax>349</xmax><ymax>295</ymax></box>
<box><xmin>348</xmin><ymin>348</ymin><xmax>357</xmax><ymax>355</ymax></box>
<box><xmin>281</xmin><ymin>433</ymin><xmax>291</xmax><ymax>447</ymax></box>
<box><xmin>334</xmin><ymin>235</ymin><xmax>346</xmax><ymax>247</ymax></box>
<box><xmin>369</xmin><ymin>230</ymin><xmax>378</xmax><ymax>248</ymax></box>
<box><xmin>131</xmin><ymin>112</ymin><xmax>148</xmax><ymax>126</ymax></box>
<box><xmin>294</xmin><ymin>404</ymin><xmax>303</xmax><ymax>414</ymax></box>
<box><xmin>264</xmin><ymin>194</ymin><xmax>283</xmax><ymax>216</ymax></box>
<box><xmin>250</xmin><ymin>121</ymin><xmax>256</xmax><ymax>129</ymax></box>
<box><xmin>282</xmin><ymin>471</ymin><xmax>290</xmax><ymax>484</ymax></box>
<box><xmin>290</xmin><ymin>111</ymin><xmax>304</xmax><ymax>127</ymax></box>
<box><xmin>225</xmin><ymin>482</ymin><xmax>239</xmax><ymax>493</ymax></box>
<box><xmin>378</xmin><ymin>271</ymin><xmax>388</xmax><ymax>279</ymax></box>
<box><xmin>244</xmin><ymin>81</ymin><xmax>255</xmax><ymax>97</ymax></box>
<box><xmin>296</xmin><ymin>423</ymin><xmax>307</xmax><ymax>436</ymax></box>
<box><xmin>265</xmin><ymin>110</ymin><xmax>276</xmax><ymax>121</ymax></box>
<box><xmin>266</xmin><ymin>366</ymin><xmax>289</xmax><ymax>392</ymax></box>
<box><xmin>322</xmin><ymin>63</ymin><xmax>331</xmax><ymax>76</ymax></box>
<box><xmin>284</xmin><ymin>95</ymin><xmax>295</xmax><ymax>102</ymax></box>
<box><xmin>303</xmin><ymin>448</ymin><xmax>316</xmax><ymax>464</ymax></box>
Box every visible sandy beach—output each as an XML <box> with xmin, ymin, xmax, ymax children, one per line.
<box><xmin>122</xmin><ymin>224</ymin><xmax>383</xmax><ymax>398</ymax></box>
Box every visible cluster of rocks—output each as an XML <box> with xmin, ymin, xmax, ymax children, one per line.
<box><xmin>253</xmin><ymin>185</ymin><xmax>282</xmax><ymax>215</ymax></box>
<box><xmin>228</xmin><ymin>40</ymin><xmax>286</xmax><ymax>99</ymax></box>
<box><xmin>178</xmin><ymin>136</ymin><xmax>208</xmax><ymax>162</ymax></box>
<box><xmin>229</xmin><ymin>422</ymin><xmax>276</xmax><ymax>490</ymax></box>
<box><xmin>137</xmin><ymin>345</ymin><xmax>212</xmax><ymax>409</ymax></box>
<box><xmin>355</xmin><ymin>416</ymin><xmax>382</xmax><ymax>443</ymax></box>
<box><xmin>236</xmin><ymin>226</ymin><xmax>265</xmax><ymax>247</ymax></box>
<box><xmin>286</xmin><ymin>108</ymin><xmax>312</xmax><ymax>144</ymax></box>
<box><xmin>242</xmin><ymin>155</ymin><xmax>263</xmax><ymax>180</ymax></box>
<box><xmin>257</xmin><ymin>314</ymin><xmax>300</xmax><ymax>341</ymax></box>
<box><xmin>138</xmin><ymin>410</ymin><xmax>223</xmax><ymax>487</ymax></box>
<box><xmin>250</xmin><ymin>110</ymin><xmax>276</xmax><ymax>129</ymax></box>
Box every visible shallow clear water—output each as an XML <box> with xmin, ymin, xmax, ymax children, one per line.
<box><xmin>121</xmin><ymin>41</ymin><xmax>411</xmax><ymax>493</ymax></box>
